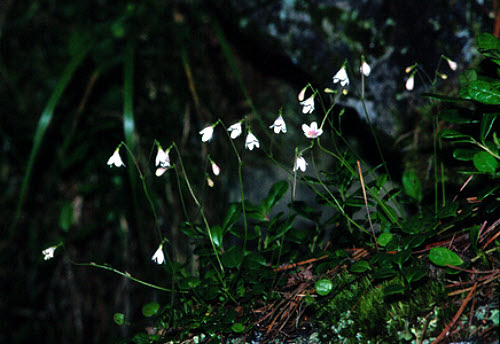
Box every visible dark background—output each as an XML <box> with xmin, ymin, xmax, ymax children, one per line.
<box><xmin>0</xmin><ymin>1</ymin><xmax>494</xmax><ymax>343</ymax></box>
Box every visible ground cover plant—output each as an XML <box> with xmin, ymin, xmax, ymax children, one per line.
<box><xmin>40</xmin><ymin>34</ymin><xmax>499</xmax><ymax>343</ymax></box>
<box><xmin>3</xmin><ymin>3</ymin><xmax>499</xmax><ymax>344</ymax></box>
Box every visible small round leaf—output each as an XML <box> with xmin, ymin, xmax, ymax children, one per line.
<box><xmin>113</xmin><ymin>313</ymin><xmax>125</xmax><ymax>325</ymax></box>
<box><xmin>142</xmin><ymin>302</ymin><xmax>160</xmax><ymax>317</ymax></box>
<box><xmin>315</xmin><ymin>279</ymin><xmax>333</xmax><ymax>296</ymax></box>
<box><xmin>429</xmin><ymin>247</ymin><xmax>463</xmax><ymax>267</ymax></box>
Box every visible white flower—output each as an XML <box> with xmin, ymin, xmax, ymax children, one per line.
<box><xmin>333</xmin><ymin>66</ymin><xmax>349</xmax><ymax>87</ymax></box>
<box><xmin>360</xmin><ymin>61</ymin><xmax>371</xmax><ymax>77</ymax></box>
<box><xmin>199</xmin><ymin>126</ymin><xmax>214</xmax><ymax>142</ymax></box>
<box><xmin>269</xmin><ymin>115</ymin><xmax>287</xmax><ymax>134</ymax></box>
<box><xmin>107</xmin><ymin>149</ymin><xmax>125</xmax><ymax>167</ymax></box>
<box><xmin>207</xmin><ymin>177</ymin><xmax>214</xmax><ymax>187</ymax></box>
<box><xmin>447</xmin><ymin>58</ymin><xmax>457</xmax><ymax>71</ymax></box>
<box><xmin>245</xmin><ymin>133</ymin><xmax>260</xmax><ymax>150</ymax></box>
<box><xmin>155</xmin><ymin>148</ymin><xmax>170</xmax><ymax>168</ymax></box>
<box><xmin>406</xmin><ymin>75</ymin><xmax>414</xmax><ymax>91</ymax></box>
<box><xmin>42</xmin><ymin>246</ymin><xmax>57</xmax><ymax>261</ymax></box>
<box><xmin>298</xmin><ymin>87</ymin><xmax>307</xmax><ymax>101</ymax></box>
<box><xmin>302</xmin><ymin>121</ymin><xmax>323</xmax><ymax>139</ymax></box>
<box><xmin>293</xmin><ymin>156</ymin><xmax>308</xmax><ymax>172</ymax></box>
<box><xmin>227</xmin><ymin>122</ymin><xmax>242</xmax><ymax>139</ymax></box>
<box><xmin>300</xmin><ymin>96</ymin><xmax>315</xmax><ymax>114</ymax></box>
<box><xmin>152</xmin><ymin>244</ymin><xmax>165</xmax><ymax>264</ymax></box>
<box><xmin>211</xmin><ymin>162</ymin><xmax>220</xmax><ymax>176</ymax></box>
<box><xmin>156</xmin><ymin>167</ymin><xmax>167</xmax><ymax>177</ymax></box>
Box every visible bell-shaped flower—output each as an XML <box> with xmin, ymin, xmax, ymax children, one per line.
<box><xmin>151</xmin><ymin>244</ymin><xmax>165</xmax><ymax>264</ymax></box>
<box><xmin>245</xmin><ymin>132</ymin><xmax>260</xmax><ymax>150</ymax></box>
<box><xmin>206</xmin><ymin>177</ymin><xmax>214</xmax><ymax>188</ymax></box>
<box><xmin>155</xmin><ymin>148</ymin><xmax>170</xmax><ymax>168</ymax></box>
<box><xmin>156</xmin><ymin>167</ymin><xmax>167</xmax><ymax>177</ymax></box>
<box><xmin>199</xmin><ymin>126</ymin><xmax>214</xmax><ymax>142</ymax></box>
<box><xmin>333</xmin><ymin>66</ymin><xmax>349</xmax><ymax>87</ymax></box>
<box><xmin>269</xmin><ymin>115</ymin><xmax>287</xmax><ymax>134</ymax></box>
<box><xmin>302</xmin><ymin>121</ymin><xmax>323</xmax><ymax>139</ymax></box>
<box><xmin>211</xmin><ymin>161</ymin><xmax>220</xmax><ymax>176</ymax></box>
<box><xmin>42</xmin><ymin>246</ymin><xmax>57</xmax><ymax>261</ymax></box>
<box><xmin>446</xmin><ymin>58</ymin><xmax>457</xmax><ymax>71</ymax></box>
<box><xmin>107</xmin><ymin>148</ymin><xmax>125</xmax><ymax>167</ymax></box>
<box><xmin>360</xmin><ymin>61</ymin><xmax>371</xmax><ymax>77</ymax></box>
<box><xmin>300</xmin><ymin>96</ymin><xmax>315</xmax><ymax>114</ymax></box>
<box><xmin>227</xmin><ymin>122</ymin><xmax>242</xmax><ymax>139</ymax></box>
<box><xmin>405</xmin><ymin>74</ymin><xmax>414</xmax><ymax>91</ymax></box>
<box><xmin>298</xmin><ymin>87</ymin><xmax>307</xmax><ymax>101</ymax></box>
<box><xmin>293</xmin><ymin>155</ymin><xmax>308</xmax><ymax>172</ymax></box>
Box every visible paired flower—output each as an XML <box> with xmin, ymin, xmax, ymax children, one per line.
<box><xmin>227</xmin><ymin>122</ymin><xmax>243</xmax><ymax>139</ymax></box>
<box><xmin>269</xmin><ymin>115</ymin><xmax>287</xmax><ymax>134</ymax></box>
<box><xmin>293</xmin><ymin>155</ymin><xmax>308</xmax><ymax>172</ymax></box>
<box><xmin>245</xmin><ymin>132</ymin><xmax>260</xmax><ymax>150</ymax></box>
<box><xmin>302</xmin><ymin>121</ymin><xmax>323</xmax><ymax>139</ymax></box>
<box><xmin>199</xmin><ymin>125</ymin><xmax>215</xmax><ymax>142</ymax></box>
<box><xmin>333</xmin><ymin>66</ymin><xmax>349</xmax><ymax>87</ymax></box>
<box><xmin>152</xmin><ymin>244</ymin><xmax>165</xmax><ymax>264</ymax></box>
<box><xmin>155</xmin><ymin>148</ymin><xmax>170</xmax><ymax>168</ymax></box>
<box><xmin>107</xmin><ymin>148</ymin><xmax>125</xmax><ymax>167</ymax></box>
<box><xmin>300</xmin><ymin>95</ymin><xmax>315</xmax><ymax>114</ymax></box>
<box><xmin>42</xmin><ymin>246</ymin><xmax>57</xmax><ymax>261</ymax></box>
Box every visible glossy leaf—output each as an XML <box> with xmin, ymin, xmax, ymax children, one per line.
<box><xmin>404</xmin><ymin>265</ymin><xmax>428</xmax><ymax>284</ymax></box>
<box><xmin>429</xmin><ymin>247</ymin><xmax>463</xmax><ymax>267</ymax></box>
<box><xmin>232</xmin><ymin>323</ymin><xmax>245</xmax><ymax>333</ymax></box>
<box><xmin>473</xmin><ymin>151</ymin><xmax>499</xmax><ymax>173</ymax></box>
<box><xmin>262</xmin><ymin>181</ymin><xmax>288</xmax><ymax>214</ymax></box>
<box><xmin>350</xmin><ymin>260</ymin><xmax>371</xmax><ymax>273</ymax></box>
<box><xmin>222</xmin><ymin>203</ymin><xmax>241</xmax><ymax>231</ymax></box>
<box><xmin>142</xmin><ymin>302</ymin><xmax>160</xmax><ymax>317</ymax></box>
<box><xmin>113</xmin><ymin>313</ymin><xmax>125</xmax><ymax>325</ymax></box>
<box><xmin>377</xmin><ymin>233</ymin><xmax>393</xmax><ymax>247</ymax></box>
<box><xmin>480</xmin><ymin>113</ymin><xmax>498</xmax><ymax>142</ymax></box>
<box><xmin>373</xmin><ymin>267</ymin><xmax>397</xmax><ymax>280</ymax></box>
<box><xmin>402</xmin><ymin>169</ymin><xmax>422</xmax><ymax>202</ymax></box>
<box><xmin>221</xmin><ymin>247</ymin><xmax>244</xmax><ymax>269</ymax></box>
<box><xmin>466</xmin><ymin>80</ymin><xmax>500</xmax><ymax>105</ymax></box>
<box><xmin>477</xmin><ymin>33</ymin><xmax>500</xmax><ymax>60</ymax></box>
<box><xmin>315</xmin><ymin>279</ymin><xmax>333</xmax><ymax>296</ymax></box>
<box><xmin>401</xmin><ymin>234</ymin><xmax>426</xmax><ymax>250</ymax></box>
<box><xmin>453</xmin><ymin>148</ymin><xmax>479</xmax><ymax>161</ymax></box>
<box><xmin>439</xmin><ymin>129</ymin><xmax>472</xmax><ymax>141</ymax></box>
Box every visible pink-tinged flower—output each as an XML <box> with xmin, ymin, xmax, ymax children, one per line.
<box><xmin>152</xmin><ymin>244</ymin><xmax>165</xmax><ymax>264</ymax></box>
<box><xmin>405</xmin><ymin>75</ymin><xmax>414</xmax><ymax>91</ymax></box>
<box><xmin>42</xmin><ymin>246</ymin><xmax>57</xmax><ymax>261</ymax></box>
<box><xmin>300</xmin><ymin>96</ymin><xmax>315</xmax><ymax>114</ymax></box>
<box><xmin>107</xmin><ymin>149</ymin><xmax>125</xmax><ymax>167</ymax></box>
<box><xmin>199</xmin><ymin>126</ymin><xmax>214</xmax><ymax>142</ymax></box>
<box><xmin>155</xmin><ymin>148</ymin><xmax>170</xmax><ymax>168</ymax></box>
<box><xmin>245</xmin><ymin>133</ymin><xmax>260</xmax><ymax>150</ymax></box>
<box><xmin>302</xmin><ymin>122</ymin><xmax>323</xmax><ymax>139</ymax></box>
<box><xmin>207</xmin><ymin>177</ymin><xmax>214</xmax><ymax>188</ymax></box>
<box><xmin>211</xmin><ymin>162</ymin><xmax>220</xmax><ymax>176</ymax></box>
<box><xmin>333</xmin><ymin>66</ymin><xmax>349</xmax><ymax>87</ymax></box>
<box><xmin>227</xmin><ymin>122</ymin><xmax>242</xmax><ymax>139</ymax></box>
<box><xmin>293</xmin><ymin>155</ymin><xmax>308</xmax><ymax>172</ymax></box>
<box><xmin>156</xmin><ymin>167</ymin><xmax>167</xmax><ymax>177</ymax></box>
<box><xmin>360</xmin><ymin>61</ymin><xmax>371</xmax><ymax>77</ymax></box>
<box><xmin>269</xmin><ymin>115</ymin><xmax>287</xmax><ymax>134</ymax></box>
<box><xmin>446</xmin><ymin>58</ymin><xmax>457</xmax><ymax>71</ymax></box>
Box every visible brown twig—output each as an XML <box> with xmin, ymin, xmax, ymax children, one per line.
<box><xmin>356</xmin><ymin>160</ymin><xmax>378</xmax><ymax>251</ymax></box>
<box><xmin>431</xmin><ymin>282</ymin><xmax>477</xmax><ymax>344</ymax></box>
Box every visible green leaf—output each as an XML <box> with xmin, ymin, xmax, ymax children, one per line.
<box><xmin>315</xmin><ymin>279</ymin><xmax>333</xmax><ymax>296</ymax></box>
<box><xmin>211</xmin><ymin>225</ymin><xmax>224</xmax><ymax>248</ymax></box>
<box><xmin>404</xmin><ymin>265</ymin><xmax>428</xmax><ymax>284</ymax></box>
<box><xmin>350</xmin><ymin>260</ymin><xmax>371</xmax><ymax>273</ymax></box>
<box><xmin>373</xmin><ymin>267</ymin><xmax>397</xmax><ymax>280</ymax></box>
<box><xmin>231</xmin><ymin>323</ymin><xmax>245</xmax><ymax>333</ymax></box>
<box><xmin>480</xmin><ymin>113</ymin><xmax>498</xmax><ymax>143</ymax></box>
<box><xmin>262</xmin><ymin>181</ymin><xmax>288</xmax><ymax>213</ymax></box>
<box><xmin>113</xmin><ymin>313</ymin><xmax>125</xmax><ymax>325</ymax></box>
<box><xmin>437</xmin><ymin>202</ymin><xmax>459</xmax><ymax>218</ymax></box>
<box><xmin>439</xmin><ymin>109</ymin><xmax>477</xmax><ymax>124</ymax></box>
<box><xmin>429</xmin><ymin>247</ymin><xmax>463</xmax><ymax>267</ymax></box>
<box><xmin>401</xmin><ymin>234</ymin><xmax>426</xmax><ymax>250</ymax></box>
<box><xmin>466</xmin><ymin>80</ymin><xmax>500</xmax><ymax>105</ymax></box>
<box><xmin>221</xmin><ymin>247</ymin><xmax>244</xmax><ymax>269</ymax></box>
<box><xmin>377</xmin><ymin>233</ymin><xmax>393</xmax><ymax>247</ymax></box>
<box><xmin>384</xmin><ymin>283</ymin><xmax>405</xmax><ymax>296</ymax></box>
<box><xmin>420</xmin><ymin>93</ymin><xmax>467</xmax><ymax>103</ymax></box>
<box><xmin>469</xmin><ymin>225</ymin><xmax>480</xmax><ymax>252</ymax></box>
<box><xmin>142</xmin><ymin>302</ymin><xmax>160</xmax><ymax>317</ymax></box>
<box><xmin>439</xmin><ymin>129</ymin><xmax>472</xmax><ymax>141</ymax></box>
<box><xmin>59</xmin><ymin>202</ymin><xmax>74</xmax><ymax>232</ymax></box>
<box><xmin>477</xmin><ymin>33</ymin><xmax>500</xmax><ymax>59</ymax></box>
<box><xmin>222</xmin><ymin>203</ymin><xmax>241</xmax><ymax>231</ymax></box>
<box><xmin>393</xmin><ymin>250</ymin><xmax>411</xmax><ymax>268</ymax></box>
<box><xmin>402</xmin><ymin>169</ymin><xmax>422</xmax><ymax>202</ymax></box>
<box><xmin>132</xmin><ymin>333</ymin><xmax>150</xmax><ymax>344</ymax></box>
<box><xmin>473</xmin><ymin>151</ymin><xmax>499</xmax><ymax>173</ymax></box>
<box><xmin>290</xmin><ymin>201</ymin><xmax>322</xmax><ymax>223</ymax></box>
<box><xmin>453</xmin><ymin>148</ymin><xmax>479</xmax><ymax>161</ymax></box>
